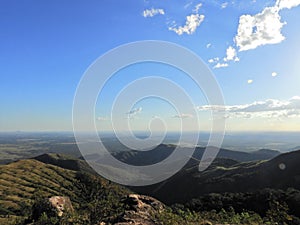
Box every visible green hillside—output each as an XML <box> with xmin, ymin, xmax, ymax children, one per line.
<box><xmin>0</xmin><ymin>159</ymin><xmax>78</xmax><ymax>214</ymax></box>
<box><xmin>1</xmin><ymin>151</ymin><xmax>300</xmax><ymax>224</ymax></box>
<box><xmin>0</xmin><ymin>157</ymin><xmax>130</xmax><ymax>224</ymax></box>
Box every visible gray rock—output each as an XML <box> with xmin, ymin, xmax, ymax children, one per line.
<box><xmin>48</xmin><ymin>196</ymin><xmax>74</xmax><ymax>217</ymax></box>
<box><xmin>114</xmin><ymin>194</ymin><xmax>165</xmax><ymax>225</ymax></box>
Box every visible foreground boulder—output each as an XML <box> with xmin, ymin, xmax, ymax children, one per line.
<box><xmin>31</xmin><ymin>196</ymin><xmax>74</xmax><ymax>222</ymax></box>
<box><xmin>48</xmin><ymin>196</ymin><xmax>74</xmax><ymax>217</ymax></box>
<box><xmin>114</xmin><ymin>194</ymin><xmax>165</xmax><ymax>225</ymax></box>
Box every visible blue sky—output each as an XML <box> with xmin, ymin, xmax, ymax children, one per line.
<box><xmin>1</xmin><ymin>0</ymin><xmax>300</xmax><ymax>131</ymax></box>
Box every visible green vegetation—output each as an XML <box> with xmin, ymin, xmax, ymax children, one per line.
<box><xmin>1</xmin><ymin>152</ymin><xmax>300</xmax><ymax>224</ymax></box>
<box><xmin>183</xmin><ymin>188</ymin><xmax>300</xmax><ymax>224</ymax></box>
<box><xmin>0</xmin><ymin>158</ymin><xmax>129</xmax><ymax>224</ymax></box>
<box><xmin>155</xmin><ymin>206</ymin><xmax>264</xmax><ymax>225</ymax></box>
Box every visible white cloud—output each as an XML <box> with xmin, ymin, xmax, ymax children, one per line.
<box><xmin>127</xmin><ymin>107</ymin><xmax>142</xmax><ymax>118</ymax></box>
<box><xmin>184</xmin><ymin>1</ymin><xmax>193</xmax><ymax>9</ymax></box>
<box><xmin>221</xmin><ymin>2</ymin><xmax>229</xmax><ymax>9</ymax></box>
<box><xmin>276</xmin><ymin>0</ymin><xmax>300</xmax><ymax>10</ymax></box>
<box><xmin>169</xmin><ymin>2</ymin><xmax>205</xmax><ymax>35</ymax></box>
<box><xmin>173</xmin><ymin>113</ymin><xmax>194</xmax><ymax>119</ymax></box>
<box><xmin>196</xmin><ymin>105</ymin><xmax>226</xmax><ymax>111</ymax></box>
<box><xmin>235</xmin><ymin>6</ymin><xmax>286</xmax><ymax>51</ymax></box>
<box><xmin>247</xmin><ymin>79</ymin><xmax>253</xmax><ymax>84</ymax></box>
<box><xmin>224</xmin><ymin>46</ymin><xmax>239</xmax><ymax>62</ymax></box>
<box><xmin>196</xmin><ymin>97</ymin><xmax>300</xmax><ymax>119</ymax></box>
<box><xmin>214</xmin><ymin>62</ymin><xmax>229</xmax><ymax>68</ymax></box>
<box><xmin>97</xmin><ymin>116</ymin><xmax>109</xmax><ymax>121</ymax></box>
<box><xmin>143</xmin><ymin>8</ymin><xmax>165</xmax><ymax>18</ymax></box>
<box><xmin>203</xmin><ymin>0</ymin><xmax>299</xmax><ymax>67</ymax></box>
<box><xmin>193</xmin><ymin>3</ymin><xmax>203</xmax><ymax>13</ymax></box>
<box><xmin>210</xmin><ymin>47</ymin><xmax>238</xmax><ymax>69</ymax></box>
<box><xmin>272</xmin><ymin>72</ymin><xmax>278</xmax><ymax>77</ymax></box>
<box><xmin>234</xmin><ymin>0</ymin><xmax>300</xmax><ymax>51</ymax></box>
<box><xmin>127</xmin><ymin>107</ymin><xmax>142</xmax><ymax>115</ymax></box>
<box><xmin>169</xmin><ymin>14</ymin><xmax>205</xmax><ymax>35</ymax></box>
<box><xmin>208</xmin><ymin>57</ymin><xmax>219</xmax><ymax>63</ymax></box>
<box><xmin>206</xmin><ymin>43</ymin><xmax>212</xmax><ymax>48</ymax></box>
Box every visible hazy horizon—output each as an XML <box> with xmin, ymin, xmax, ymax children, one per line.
<box><xmin>1</xmin><ymin>130</ymin><xmax>299</xmax><ymax>153</ymax></box>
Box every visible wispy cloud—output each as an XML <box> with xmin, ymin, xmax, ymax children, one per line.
<box><xmin>193</xmin><ymin>3</ymin><xmax>203</xmax><ymax>13</ymax></box>
<box><xmin>173</xmin><ymin>113</ymin><xmax>194</xmax><ymax>119</ymax></box>
<box><xmin>221</xmin><ymin>2</ymin><xmax>229</xmax><ymax>9</ymax></box>
<box><xmin>143</xmin><ymin>8</ymin><xmax>165</xmax><ymax>18</ymax></box>
<box><xmin>184</xmin><ymin>1</ymin><xmax>193</xmax><ymax>9</ymax></box>
<box><xmin>196</xmin><ymin>96</ymin><xmax>300</xmax><ymax>119</ymax></box>
<box><xmin>214</xmin><ymin>62</ymin><xmax>229</xmax><ymax>68</ymax></box>
<box><xmin>97</xmin><ymin>116</ymin><xmax>109</xmax><ymax>121</ymax></box>
<box><xmin>127</xmin><ymin>107</ymin><xmax>142</xmax><ymax>119</ymax></box>
<box><xmin>127</xmin><ymin>107</ymin><xmax>142</xmax><ymax>115</ymax></box>
<box><xmin>206</xmin><ymin>43</ymin><xmax>212</xmax><ymax>48</ymax></box>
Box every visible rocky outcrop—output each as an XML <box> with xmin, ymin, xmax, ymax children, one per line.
<box><xmin>113</xmin><ymin>194</ymin><xmax>165</xmax><ymax>225</ymax></box>
<box><xmin>48</xmin><ymin>196</ymin><xmax>74</xmax><ymax>217</ymax></box>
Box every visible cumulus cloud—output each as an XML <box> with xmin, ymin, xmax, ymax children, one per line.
<box><xmin>143</xmin><ymin>8</ymin><xmax>165</xmax><ymax>18</ymax></box>
<box><xmin>209</xmin><ymin>46</ymin><xmax>238</xmax><ymax>69</ymax></box>
<box><xmin>234</xmin><ymin>0</ymin><xmax>300</xmax><ymax>51</ymax></box>
<box><xmin>208</xmin><ymin>57</ymin><xmax>219</xmax><ymax>63</ymax></box>
<box><xmin>272</xmin><ymin>72</ymin><xmax>278</xmax><ymax>77</ymax></box>
<box><xmin>224</xmin><ymin>46</ymin><xmax>240</xmax><ymax>62</ymax></box>
<box><xmin>169</xmin><ymin>2</ymin><xmax>205</xmax><ymax>35</ymax></box>
<box><xmin>211</xmin><ymin>0</ymin><xmax>300</xmax><ymax>64</ymax></box>
<box><xmin>214</xmin><ymin>62</ymin><xmax>229</xmax><ymax>68</ymax></box>
<box><xmin>196</xmin><ymin>96</ymin><xmax>300</xmax><ymax>119</ymax></box>
<box><xmin>206</xmin><ymin>43</ymin><xmax>212</xmax><ymax>48</ymax></box>
<box><xmin>173</xmin><ymin>113</ymin><xmax>194</xmax><ymax>119</ymax></box>
<box><xmin>235</xmin><ymin>6</ymin><xmax>285</xmax><ymax>51</ymax></box>
<box><xmin>276</xmin><ymin>0</ymin><xmax>300</xmax><ymax>10</ymax></box>
<box><xmin>247</xmin><ymin>79</ymin><xmax>253</xmax><ymax>84</ymax></box>
<box><xmin>169</xmin><ymin>14</ymin><xmax>205</xmax><ymax>35</ymax></box>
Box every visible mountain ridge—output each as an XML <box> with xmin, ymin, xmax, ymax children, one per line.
<box><xmin>133</xmin><ymin>149</ymin><xmax>300</xmax><ymax>204</ymax></box>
